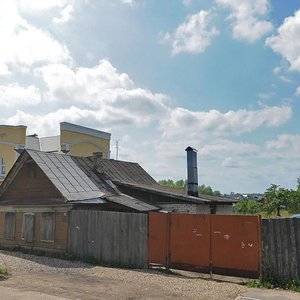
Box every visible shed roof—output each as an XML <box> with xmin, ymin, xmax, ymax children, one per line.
<box><xmin>89</xmin><ymin>157</ymin><xmax>235</xmax><ymax>204</ymax></box>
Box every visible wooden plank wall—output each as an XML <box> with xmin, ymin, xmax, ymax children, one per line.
<box><xmin>69</xmin><ymin>210</ymin><xmax>148</xmax><ymax>269</ymax></box>
<box><xmin>262</xmin><ymin>218</ymin><xmax>300</xmax><ymax>280</ymax></box>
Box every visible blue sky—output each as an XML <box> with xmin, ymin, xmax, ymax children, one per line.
<box><xmin>0</xmin><ymin>0</ymin><xmax>300</xmax><ymax>193</ymax></box>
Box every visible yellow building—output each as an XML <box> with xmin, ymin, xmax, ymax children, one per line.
<box><xmin>0</xmin><ymin>122</ymin><xmax>111</xmax><ymax>181</ymax></box>
<box><xmin>0</xmin><ymin>125</ymin><xmax>26</xmax><ymax>180</ymax></box>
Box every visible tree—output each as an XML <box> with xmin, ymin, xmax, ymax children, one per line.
<box><xmin>158</xmin><ymin>179</ymin><xmax>186</xmax><ymax>191</ymax></box>
<box><xmin>158</xmin><ymin>179</ymin><xmax>221</xmax><ymax>196</ymax></box>
<box><xmin>264</xmin><ymin>184</ymin><xmax>290</xmax><ymax>217</ymax></box>
<box><xmin>234</xmin><ymin>199</ymin><xmax>263</xmax><ymax>215</ymax></box>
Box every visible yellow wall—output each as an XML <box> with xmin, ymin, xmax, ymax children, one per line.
<box><xmin>61</xmin><ymin>130</ymin><xmax>110</xmax><ymax>158</ymax></box>
<box><xmin>0</xmin><ymin>126</ymin><xmax>26</xmax><ymax>179</ymax></box>
<box><xmin>0</xmin><ymin>123</ymin><xmax>111</xmax><ymax>181</ymax></box>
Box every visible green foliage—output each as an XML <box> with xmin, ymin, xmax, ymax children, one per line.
<box><xmin>0</xmin><ymin>265</ymin><xmax>10</xmax><ymax>277</ymax></box>
<box><xmin>263</xmin><ymin>184</ymin><xmax>290</xmax><ymax>217</ymax></box>
<box><xmin>234</xmin><ymin>178</ymin><xmax>300</xmax><ymax>217</ymax></box>
<box><xmin>158</xmin><ymin>179</ymin><xmax>186</xmax><ymax>191</ymax></box>
<box><xmin>158</xmin><ymin>179</ymin><xmax>221</xmax><ymax>196</ymax></box>
<box><xmin>247</xmin><ymin>276</ymin><xmax>300</xmax><ymax>293</ymax></box>
<box><xmin>234</xmin><ymin>199</ymin><xmax>263</xmax><ymax>215</ymax></box>
<box><xmin>263</xmin><ymin>179</ymin><xmax>300</xmax><ymax>216</ymax></box>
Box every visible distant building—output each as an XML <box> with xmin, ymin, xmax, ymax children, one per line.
<box><xmin>0</xmin><ymin>122</ymin><xmax>111</xmax><ymax>181</ymax></box>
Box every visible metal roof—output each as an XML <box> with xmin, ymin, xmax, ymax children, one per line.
<box><xmin>107</xmin><ymin>194</ymin><xmax>158</xmax><ymax>212</ymax></box>
<box><xmin>27</xmin><ymin>150</ymin><xmax>105</xmax><ymax>202</ymax></box>
<box><xmin>93</xmin><ymin>158</ymin><xmax>158</xmax><ymax>186</ymax></box>
<box><xmin>71</xmin><ymin>156</ymin><xmax>159</xmax><ymax>211</ymax></box>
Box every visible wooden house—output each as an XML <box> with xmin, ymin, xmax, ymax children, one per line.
<box><xmin>0</xmin><ymin>149</ymin><xmax>235</xmax><ymax>253</ymax></box>
<box><xmin>0</xmin><ymin>150</ymin><xmax>157</xmax><ymax>253</ymax></box>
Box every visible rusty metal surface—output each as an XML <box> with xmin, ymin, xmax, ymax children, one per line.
<box><xmin>170</xmin><ymin>214</ymin><xmax>210</xmax><ymax>273</ymax></box>
<box><xmin>148</xmin><ymin>213</ymin><xmax>168</xmax><ymax>267</ymax></box>
<box><xmin>148</xmin><ymin>213</ymin><xmax>261</xmax><ymax>278</ymax></box>
<box><xmin>211</xmin><ymin>215</ymin><xmax>261</xmax><ymax>278</ymax></box>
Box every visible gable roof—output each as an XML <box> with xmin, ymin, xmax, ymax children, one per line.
<box><xmin>28</xmin><ymin>150</ymin><xmax>105</xmax><ymax>201</ymax></box>
<box><xmin>0</xmin><ymin>150</ymin><xmax>104</xmax><ymax>202</ymax></box>
<box><xmin>71</xmin><ymin>156</ymin><xmax>158</xmax><ymax>212</ymax></box>
<box><xmin>91</xmin><ymin>158</ymin><xmax>158</xmax><ymax>186</ymax></box>
<box><xmin>0</xmin><ymin>150</ymin><xmax>158</xmax><ymax>212</ymax></box>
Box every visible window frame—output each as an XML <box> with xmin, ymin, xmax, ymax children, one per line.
<box><xmin>0</xmin><ymin>157</ymin><xmax>6</xmax><ymax>178</ymax></box>
<box><xmin>40</xmin><ymin>212</ymin><xmax>55</xmax><ymax>243</ymax></box>
<box><xmin>4</xmin><ymin>212</ymin><xmax>16</xmax><ymax>240</ymax></box>
<box><xmin>21</xmin><ymin>212</ymin><xmax>35</xmax><ymax>243</ymax></box>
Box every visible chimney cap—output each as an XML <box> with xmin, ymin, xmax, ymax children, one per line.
<box><xmin>185</xmin><ymin>146</ymin><xmax>198</xmax><ymax>152</ymax></box>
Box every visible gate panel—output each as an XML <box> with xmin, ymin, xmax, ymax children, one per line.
<box><xmin>148</xmin><ymin>213</ymin><xmax>168</xmax><ymax>267</ymax></box>
<box><xmin>211</xmin><ymin>215</ymin><xmax>261</xmax><ymax>278</ymax></box>
<box><xmin>170</xmin><ymin>214</ymin><xmax>210</xmax><ymax>273</ymax></box>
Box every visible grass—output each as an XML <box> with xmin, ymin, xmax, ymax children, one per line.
<box><xmin>0</xmin><ymin>265</ymin><xmax>10</xmax><ymax>277</ymax></box>
<box><xmin>247</xmin><ymin>277</ymin><xmax>300</xmax><ymax>293</ymax></box>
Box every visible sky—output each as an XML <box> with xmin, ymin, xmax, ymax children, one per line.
<box><xmin>0</xmin><ymin>0</ymin><xmax>300</xmax><ymax>194</ymax></box>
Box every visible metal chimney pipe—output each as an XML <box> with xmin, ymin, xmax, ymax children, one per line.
<box><xmin>185</xmin><ymin>146</ymin><xmax>198</xmax><ymax>197</ymax></box>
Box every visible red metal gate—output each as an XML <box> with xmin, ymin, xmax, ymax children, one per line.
<box><xmin>148</xmin><ymin>213</ymin><xmax>261</xmax><ymax>279</ymax></box>
<box><xmin>211</xmin><ymin>215</ymin><xmax>261</xmax><ymax>278</ymax></box>
<box><xmin>170</xmin><ymin>214</ymin><xmax>211</xmax><ymax>273</ymax></box>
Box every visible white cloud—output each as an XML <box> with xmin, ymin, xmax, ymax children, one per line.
<box><xmin>0</xmin><ymin>1</ymin><xmax>71</xmax><ymax>72</ymax></box>
<box><xmin>296</xmin><ymin>87</ymin><xmax>300</xmax><ymax>96</ymax></box>
<box><xmin>0</xmin><ymin>63</ymin><xmax>11</xmax><ymax>76</ymax></box>
<box><xmin>53</xmin><ymin>4</ymin><xmax>74</xmax><ymax>24</ymax></box>
<box><xmin>279</xmin><ymin>76</ymin><xmax>292</xmax><ymax>83</ymax></box>
<box><xmin>0</xmin><ymin>84</ymin><xmax>41</xmax><ymax>107</ymax></box>
<box><xmin>120</xmin><ymin>0</ymin><xmax>135</xmax><ymax>5</ymax></box>
<box><xmin>222</xmin><ymin>157</ymin><xmax>239</xmax><ymax>168</ymax></box>
<box><xmin>273</xmin><ymin>66</ymin><xmax>281</xmax><ymax>74</ymax></box>
<box><xmin>182</xmin><ymin>0</ymin><xmax>193</xmax><ymax>6</ymax></box>
<box><xmin>15</xmin><ymin>0</ymin><xmax>70</xmax><ymax>13</ymax></box>
<box><xmin>217</xmin><ymin>0</ymin><xmax>273</xmax><ymax>42</ymax></box>
<box><xmin>266</xmin><ymin>134</ymin><xmax>300</xmax><ymax>151</ymax></box>
<box><xmin>161</xmin><ymin>105</ymin><xmax>292</xmax><ymax>138</ymax></box>
<box><xmin>36</xmin><ymin>60</ymin><xmax>169</xmax><ymax>123</ymax></box>
<box><xmin>164</xmin><ymin>10</ymin><xmax>219</xmax><ymax>55</ymax></box>
<box><xmin>266</xmin><ymin>10</ymin><xmax>300</xmax><ymax>72</ymax></box>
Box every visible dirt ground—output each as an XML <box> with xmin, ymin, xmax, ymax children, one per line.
<box><xmin>0</xmin><ymin>250</ymin><xmax>248</xmax><ymax>299</ymax></box>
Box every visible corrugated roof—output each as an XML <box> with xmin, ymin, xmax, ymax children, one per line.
<box><xmin>107</xmin><ymin>194</ymin><xmax>158</xmax><ymax>212</ymax></box>
<box><xmin>27</xmin><ymin>150</ymin><xmax>104</xmax><ymax>201</ymax></box>
<box><xmin>71</xmin><ymin>156</ymin><xmax>159</xmax><ymax>211</ymax></box>
<box><xmin>93</xmin><ymin>158</ymin><xmax>158</xmax><ymax>186</ymax></box>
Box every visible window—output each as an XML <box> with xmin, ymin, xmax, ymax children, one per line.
<box><xmin>0</xmin><ymin>157</ymin><xmax>6</xmax><ymax>178</ymax></box>
<box><xmin>22</xmin><ymin>213</ymin><xmax>35</xmax><ymax>243</ymax></box>
<box><xmin>40</xmin><ymin>212</ymin><xmax>54</xmax><ymax>242</ymax></box>
<box><xmin>4</xmin><ymin>212</ymin><xmax>16</xmax><ymax>240</ymax></box>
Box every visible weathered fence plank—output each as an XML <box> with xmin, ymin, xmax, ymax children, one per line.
<box><xmin>262</xmin><ymin>218</ymin><xmax>300</xmax><ymax>280</ymax></box>
<box><xmin>69</xmin><ymin>210</ymin><xmax>148</xmax><ymax>268</ymax></box>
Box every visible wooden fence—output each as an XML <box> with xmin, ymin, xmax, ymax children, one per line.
<box><xmin>262</xmin><ymin>218</ymin><xmax>300</xmax><ymax>279</ymax></box>
<box><xmin>69</xmin><ymin>210</ymin><xmax>148</xmax><ymax>268</ymax></box>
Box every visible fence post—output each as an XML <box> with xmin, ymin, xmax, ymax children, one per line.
<box><xmin>166</xmin><ymin>213</ymin><xmax>171</xmax><ymax>270</ymax></box>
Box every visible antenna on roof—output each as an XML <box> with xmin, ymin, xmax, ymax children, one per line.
<box><xmin>115</xmin><ymin>140</ymin><xmax>119</xmax><ymax>160</ymax></box>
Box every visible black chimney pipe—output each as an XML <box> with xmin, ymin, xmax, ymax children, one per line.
<box><xmin>185</xmin><ymin>146</ymin><xmax>198</xmax><ymax>197</ymax></box>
